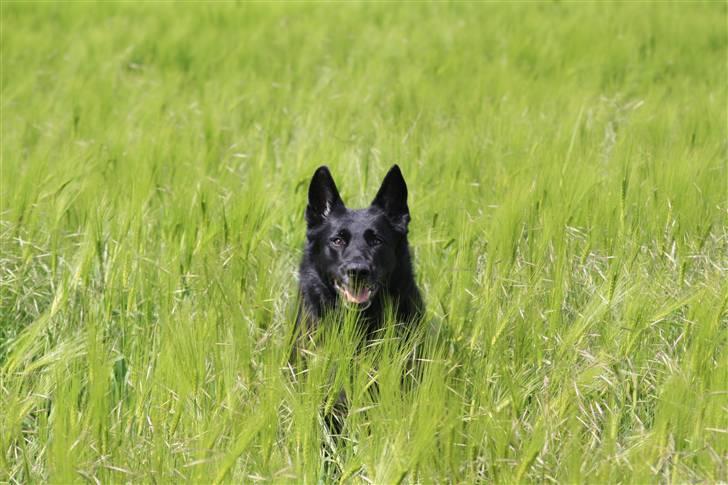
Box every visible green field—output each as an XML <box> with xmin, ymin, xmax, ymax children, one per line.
<box><xmin>1</xmin><ymin>3</ymin><xmax>727</xmax><ymax>483</ymax></box>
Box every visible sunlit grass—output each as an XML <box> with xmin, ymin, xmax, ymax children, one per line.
<box><xmin>1</xmin><ymin>3</ymin><xmax>726</xmax><ymax>483</ymax></box>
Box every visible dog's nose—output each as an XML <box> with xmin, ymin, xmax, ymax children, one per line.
<box><xmin>346</xmin><ymin>264</ymin><xmax>370</xmax><ymax>282</ymax></box>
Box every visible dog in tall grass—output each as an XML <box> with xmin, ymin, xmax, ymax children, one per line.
<box><xmin>290</xmin><ymin>165</ymin><xmax>424</xmax><ymax>440</ymax></box>
<box><xmin>295</xmin><ymin>164</ymin><xmax>423</xmax><ymax>339</ymax></box>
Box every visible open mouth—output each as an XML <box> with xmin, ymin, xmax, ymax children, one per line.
<box><xmin>333</xmin><ymin>280</ymin><xmax>378</xmax><ymax>308</ymax></box>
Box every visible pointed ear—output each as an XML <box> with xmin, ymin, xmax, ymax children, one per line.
<box><xmin>372</xmin><ymin>164</ymin><xmax>410</xmax><ymax>232</ymax></box>
<box><xmin>306</xmin><ymin>166</ymin><xmax>345</xmax><ymax>227</ymax></box>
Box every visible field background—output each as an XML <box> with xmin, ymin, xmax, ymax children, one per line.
<box><xmin>2</xmin><ymin>3</ymin><xmax>727</xmax><ymax>483</ymax></box>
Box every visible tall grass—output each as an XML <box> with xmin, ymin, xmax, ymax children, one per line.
<box><xmin>1</xmin><ymin>3</ymin><xmax>726</xmax><ymax>483</ymax></box>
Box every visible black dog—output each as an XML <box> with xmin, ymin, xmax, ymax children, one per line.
<box><xmin>290</xmin><ymin>165</ymin><xmax>424</xmax><ymax>450</ymax></box>
<box><xmin>295</xmin><ymin>164</ymin><xmax>423</xmax><ymax>340</ymax></box>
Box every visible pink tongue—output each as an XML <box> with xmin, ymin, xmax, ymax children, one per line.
<box><xmin>344</xmin><ymin>287</ymin><xmax>370</xmax><ymax>304</ymax></box>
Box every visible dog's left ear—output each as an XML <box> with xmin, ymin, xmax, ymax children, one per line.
<box><xmin>306</xmin><ymin>166</ymin><xmax>345</xmax><ymax>228</ymax></box>
<box><xmin>372</xmin><ymin>164</ymin><xmax>410</xmax><ymax>233</ymax></box>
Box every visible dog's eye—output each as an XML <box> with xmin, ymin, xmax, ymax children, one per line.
<box><xmin>331</xmin><ymin>237</ymin><xmax>346</xmax><ymax>247</ymax></box>
<box><xmin>369</xmin><ymin>236</ymin><xmax>384</xmax><ymax>246</ymax></box>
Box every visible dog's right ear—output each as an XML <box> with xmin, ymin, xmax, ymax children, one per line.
<box><xmin>306</xmin><ymin>166</ymin><xmax>345</xmax><ymax>227</ymax></box>
<box><xmin>372</xmin><ymin>164</ymin><xmax>410</xmax><ymax>233</ymax></box>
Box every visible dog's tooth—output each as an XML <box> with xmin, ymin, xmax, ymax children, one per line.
<box><xmin>338</xmin><ymin>283</ymin><xmax>372</xmax><ymax>304</ymax></box>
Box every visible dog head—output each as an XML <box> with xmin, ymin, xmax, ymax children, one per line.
<box><xmin>305</xmin><ymin>165</ymin><xmax>411</xmax><ymax>308</ymax></box>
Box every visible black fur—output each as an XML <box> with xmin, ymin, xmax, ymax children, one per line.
<box><xmin>290</xmin><ymin>165</ymin><xmax>424</xmax><ymax>458</ymax></box>
<box><xmin>295</xmin><ymin>164</ymin><xmax>423</xmax><ymax>338</ymax></box>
